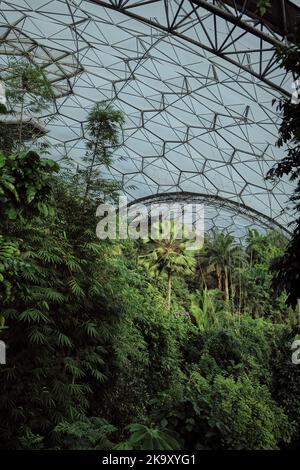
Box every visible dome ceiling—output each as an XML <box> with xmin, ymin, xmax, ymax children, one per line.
<box><xmin>0</xmin><ymin>0</ymin><xmax>298</xmax><ymax>238</ymax></box>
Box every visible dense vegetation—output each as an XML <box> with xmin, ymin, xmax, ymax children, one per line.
<box><xmin>0</xmin><ymin>46</ymin><xmax>300</xmax><ymax>451</ymax></box>
<box><xmin>266</xmin><ymin>23</ymin><xmax>300</xmax><ymax>309</ymax></box>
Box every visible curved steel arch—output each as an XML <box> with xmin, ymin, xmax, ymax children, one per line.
<box><xmin>0</xmin><ymin>0</ymin><xmax>296</xmax><ymax>236</ymax></box>
<box><xmin>88</xmin><ymin>0</ymin><xmax>299</xmax><ymax>97</ymax></box>
<box><xmin>128</xmin><ymin>191</ymin><xmax>292</xmax><ymax>236</ymax></box>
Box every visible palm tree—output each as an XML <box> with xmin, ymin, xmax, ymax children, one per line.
<box><xmin>139</xmin><ymin>221</ymin><xmax>196</xmax><ymax>311</ymax></box>
<box><xmin>246</xmin><ymin>229</ymin><xmax>287</xmax><ymax>266</ymax></box>
<box><xmin>203</xmin><ymin>230</ymin><xmax>246</xmax><ymax>304</ymax></box>
<box><xmin>191</xmin><ymin>288</ymin><xmax>224</xmax><ymax>329</ymax></box>
<box><xmin>246</xmin><ymin>229</ymin><xmax>266</xmax><ymax>266</ymax></box>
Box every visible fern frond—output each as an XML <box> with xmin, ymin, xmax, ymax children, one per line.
<box><xmin>28</xmin><ymin>327</ymin><xmax>48</xmax><ymax>344</ymax></box>
<box><xmin>57</xmin><ymin>332</ymin><xmax>73</xmax><ymax>348</ymax></box>
<box><xmin>19</xmin><ymin>308</ymin><xmax>49</xmax><ymax>323</ymax></box>
<box><xmin>68</xmin><ymin>278</ymin><xmax>85</xmax><ymax>298</ymax></box>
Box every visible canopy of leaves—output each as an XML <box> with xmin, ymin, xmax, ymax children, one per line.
<box><xmin>0</xmin><ymin>65</ymin><xmax>299</xmax><ymax>451</ymax></box>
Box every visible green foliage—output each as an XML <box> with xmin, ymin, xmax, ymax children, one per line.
<box><xmin>265</xmin><ymin>26</ymin><xmax>300</xmax><ymax>307</ymax></box>
<box><xmin>0</xmin><ymin>65</ymin><xmax>298</xmax><ymax>452</ymax></box>
<box><xmin>116</xmin><ymin>424</ymin><xmax>180</xmax><ymax>450</ymax></box>
<box><xmin>81</xmin><ymin>101</ymin><xmax>124</xmax><ymax>206</ymax></box>
<box><xmin>151</xmin><ymin>317</ymin><xmax>293</xmax><ymax>450</ymax></box>
<box><xmin>190</xmin><ymin>288</ymin><xmax>225</xmax><ymax>329</ymax></box>
<box><xmin>246</xmin><ymin>229</ymin><xmax>286</xmax><ymax>264</ymax></box>
<box><xmin>271</xmin><ymin>235</ymin><xmax>300</xmax><ymax>308</ymax></box>
<box><xmin>199</xmin><ymin>230</ymin><xmax>247</xmax><ymax>304</ymax></box>
<box><xmin>0</xmin><ymin>235</ymin><xmax>19</xmax><ymax>284</ymax></box>
<box><xmin>190</xmin><ymin>372</ymin><xmax>291</xmax><ymax>450</ymax></box>
<box><xmin>54</xmin><ymin>418</ymin><xmax>116</xmax><ymax>450</ymax></box>
<box><xmin>257</xmin><ymin>0</ymin><xmax>271</xmax><ymax>16</ymax></box>
<box><xmin>0</xmin><ymin>147</ymin><xmax>59</xmax><ymax>330</ymax></box>
<box><xmin>99</xmin><ymin>263</ymin><xmax>185</xmax><ymax>432</ymax></box>
<box><xmin>0</xmin><ymin>150</ymin><xmax>58</xmax><ymax>222</ymax></box>
<box><xmin>0</xmin><ymin>142</ymin><xmax>120</xmax><ymax>448</ymax></box>
<box><xmin>18</xmin><ymin>429</ymin><xmax>45</xmax><ymax>450</ymax></box>
<box><xmin>0</xmin><ymin>152</ymin><xmax>296</xmax><ymax>450</ymax></box>
<box><xmin>139</xmin><ymin>221</ymin><xmax>196</xmax><ymax>310</ymax></box>
<box><xmin>3</xmin><ymin>58</ymin><xmax>54</xmax><ymax>113</ymax></box>
<box><xmin>0</xmin><ymin>59</ymin><xmax>54</xmax><ymax>152</ymax></box>
<box><xmin>194</xmin><ymin>229</ymin><xmax>287</xmax><ymax>319</ymax></box>
<box><xmin>269</xmin><ymin>326</ymin><xmax>300</xmax><ymax>448</ymax></box>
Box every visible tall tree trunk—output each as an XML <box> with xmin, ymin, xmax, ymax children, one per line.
<box><xmin>224</xmin><ymin>266</ymin><xmax>230</xmax><ymax>304</ymax></box>
<box><xmin>198</xmin><ymin>264</ymin><xmax>207</xmax><ymax>290</ymax></box>
<box><xmin>83</xmin><ymin>132</ymin><xmax>101</xmax><ymax>210</ymax></box>
<box><xmin>238</xmin><ymin>269</ymin><xmax>242</xmax><ymax>317</ymax></box>
<box><xmin>167</xmin><ymin>271</ymin><xmax>172</xmax><ymax>312</ymax></box>
<box><xmin>216</xmin><ymin>266</ymin><xmax>222</xmax><ymax>291</ymax></box>
<box><xmin>19</xmin><ymin>90</ymin><xmax>25</xmax><ymax>145</ymax></box>
<box><xmin>230</xmin><ymin>273</ymin><xmax>235</xmax><ymax>312</ymax></box>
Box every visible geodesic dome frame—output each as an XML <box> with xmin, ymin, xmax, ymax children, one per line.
<box><xmin>0</xmin><ymin>0</ymin><xmax>299</xmax><ymax>238</ymax></box>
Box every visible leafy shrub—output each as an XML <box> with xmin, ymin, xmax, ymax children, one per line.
<box><xmin>152</xmin><ymin>371</ymin><xmax>291</xmax><ymax>450</ymax></box>
<box><xmin>54</xmin><ymin>418</ymin><xmax>116</xmax><ymax>450</ymax></box>
<box><xmin>115</xmin><ymin>424</ymin><xmax>180</xmax><ymax>450</ymax></box>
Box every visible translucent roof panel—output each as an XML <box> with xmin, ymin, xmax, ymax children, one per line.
<box><xmin>0</xmin><ymin>0</ymin><xmax>297</xmax><ymax>238</ymax></box>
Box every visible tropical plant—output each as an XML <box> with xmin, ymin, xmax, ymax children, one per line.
<box><xmin>115</xmin><ymin>423</ymin><xmax>180</xmax><ymax>450</ymax></box>
<box><xmin>54</xmin><ymin>418</ymin><xmax>117</xmax><ymax>450</ymax></box>
<box><xmin>81</xmin><ymin>101</ymin><xmax>124</xmax><ymax>208</ymax></box>
<box><xmin>190</xmin><ymin>288</ymin><xmax>225</xmax><ymax>329</ymax></box>
<box><xmin>257</xmin><ymin>0</ymin><xmax>271</xmax><ymax>16</ymax></box>
<box><xmin>0</xmin><ymin>149</ymin><xmax>58</xmax><ymax>223</ymax></box>
<box><xmin>139</xmin><ymin>221</ymin><xmax>196</xmax><ymax>311</ymax></box>
<box><xmin>246</xmin><ymin>229</ymin><xmax>287</xmax><ymax>265</ymax></box>
<box><xmin>265</xmin><ymin>25</ymin><xmax>300</xmax><ymax>309</ymax></box>
<box><xmin>1</xmin><ymin>59</ymin><xmax>54</xmax><ymax>148</ymax></box>
<box><xmin>202</xmin><ymin>230</ymin><xmax>246</xmax><ymax>305</ymax></box>
<box><xmin>1</xmin><ymin>63</ymin><xmax>299</xmax><ymax>453</ymax></box>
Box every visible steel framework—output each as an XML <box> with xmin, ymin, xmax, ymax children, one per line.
<box><xmin>0</xmin><ymin>0</ymin><xmax>299</xmax><ymax>237</ymax></box>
